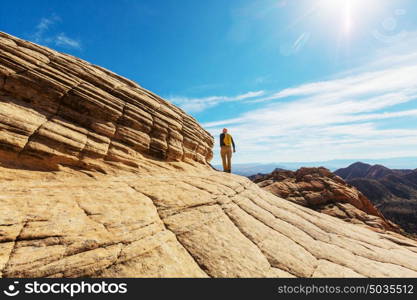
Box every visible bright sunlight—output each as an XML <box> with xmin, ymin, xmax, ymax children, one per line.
<box><xmin>318</xmin><ymin>0</ymin><xmax>379</xmax><ymax>36</ymax></box>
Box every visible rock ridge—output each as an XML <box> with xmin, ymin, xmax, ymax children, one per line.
<box><xmin>0</xmin><ymin>31</ymin><xmax>213</xmax><ymax>172</ymax></box>
<box><xmin>1</xmin><ymin>32</ymin><xmax>417</xmax><ymax>278</ymax></box>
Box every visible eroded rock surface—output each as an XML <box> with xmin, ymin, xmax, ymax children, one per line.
<box><xmin>1</xmin><ymin>32</ymin><xmax>417</xmax><ymax>278</ymax></box>
<box><xmin>250</xmin><ymin>167</ymin><xmax>401</xmax><ymax>233</ymax></box>
<box><xmin>0</xmin><ymin>32</ymin><xmax>213</xmax><ymax>171</ymax></box>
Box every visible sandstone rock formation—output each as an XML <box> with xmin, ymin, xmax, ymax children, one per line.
<box><xmin>249</xmin><ymin>167</ymin><xmax>401</xmax><ymax>233</ymax></box>
<box><xmin>0</xmin><ymin>31</ymin><xmax>213</xmax><ymax>171</ymax></box>
<box><xmin>1</xmin><ymin>32</ymin><xmax>417</xmax><ymax>278</ymax></box>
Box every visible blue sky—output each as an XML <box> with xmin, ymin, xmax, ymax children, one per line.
<box><xmin>2</xmin><ymin>0</ymin><xmax>417</xmax><ymax>165</ymax></box>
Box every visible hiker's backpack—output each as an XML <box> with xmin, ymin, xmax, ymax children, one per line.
<box><xmin>224</xmin><ymin>134</ymin><xmax>232</xmax><ymax>146</ymax></box>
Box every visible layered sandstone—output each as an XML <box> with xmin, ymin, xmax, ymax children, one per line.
<box><xmin>1</xmin><ymin>32</ymin><xmax>417</xmax><ymax>278</ymax></box>
<box><xmin>250</xmin><ymin>167</ymin><xmax>401</xmax><ymax>233</ymax></box>
<box><xmin>0</xmin><ymin>31</ymin><xmax>213</xmax><ymax>171</ymax></box>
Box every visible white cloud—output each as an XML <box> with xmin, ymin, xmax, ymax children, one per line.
<box><xmin>248</xmin><ymin>63</ymin><xmax>417</xmax><ymax>103</ymax></box>
<box><xmin>33</xmin><ymin>15</ymin><xmax>61</xmax><ymax>43</ymax></box>
<box><xmin>169</xmin><ymin>91</ymin><xmax>265</xmax><ymax>113</ymax></box>
<box><xmin>32</xmin><ymin>15</ymin><xmax>81</xmax><ymax>50</ymax></box>
<box><xmin>204</xmin><ymin>52</ymin><xmax>417</xmax><ymax>165</ymax></box>
<box><xmin>55</xmin><ymin>33</ymin><xmax>81</xmax><ymax>49</ymax></box>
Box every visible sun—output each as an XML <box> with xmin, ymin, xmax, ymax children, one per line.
<box><xmin>318</xmin><ymin>0</ymin><xmax>379</xmax><ymax>36</ymax></box>
<box><xmin>343</xmin><ymin>0</ymin><xmax>353</xmax><ymax>34</ymax></box>
<box><xmin>319</xmin><ymin>0</ymin><xmax>355</xmax><ymax>35</ymax></box>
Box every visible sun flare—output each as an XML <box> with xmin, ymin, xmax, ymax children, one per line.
<box><xmin>318</xmin><ymin>0</ymin><xmax>378</xmax><ymax>36</ymax></box>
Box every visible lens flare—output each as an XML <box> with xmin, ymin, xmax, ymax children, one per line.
<box><xmin>318</xmin><ymin>0</ymin><xmax>382</xmax><ymax>37</ymax></box>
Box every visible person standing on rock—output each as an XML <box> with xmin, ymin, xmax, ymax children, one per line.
<box><xmin>220</xmin><ymin>128</ymin><xmax>236</xmax><ymax>173</ymax></box>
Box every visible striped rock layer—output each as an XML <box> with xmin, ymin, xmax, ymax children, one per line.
<box><xmin>1</xmin><ymin>32</ymin><xmax>417</xmax><ymax>278</ymax></box>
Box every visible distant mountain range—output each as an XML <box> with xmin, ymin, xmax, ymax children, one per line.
<box><xmin>213</xmin><ymin>156</ymin><xmax>417</xmax><ymax>176</ymax></box>
<box><xmin>335</xmin><ymin>162</ymin><xmax>417</xmax><ymax>234</ymax></box>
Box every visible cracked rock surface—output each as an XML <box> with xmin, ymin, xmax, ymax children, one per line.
<box><xmin>1</xmin><ymin>32</ymin><xmax>417</xmax><ymax>278</ymax></box>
